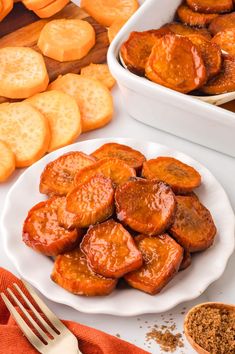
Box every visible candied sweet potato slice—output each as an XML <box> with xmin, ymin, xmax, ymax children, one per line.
<box><xmin>200</xmin><ymin>56</ymin><xmax>235</xmax><ymax>94</ymax></box>
<box><xmin>169</xmin><ymin>195</ymin><xmax>217</xmax><ymax>253</ymax></box>
<box><xmin>81</xmin><ymin>220</ymin><xmax>143</xmax><ymax>278</ymax></box>
<box><xmin>142</xmin><ymin>157</ymin><xmax>201</xmax><ymax>194</ymax></box>
<box><xmin>91</xmin><ymin>143</ymin><xmax>146</xmax><ymax>172</ymax></box>
<box><xmin>179</xmin><ymin>250</ymin><xmax>192</xmax><ymax>271</ymax></box>
<box><xmin>51</xmin><ymin>248</ymin><xmax>117</xmax><ymax>296</ymax></box>
<box><xmin>145</xmin><ymin>34</ymin><xmax>207</xmax><ymax>93</ymax></box>
<box><xmin>120</xmin><ymin>29</ymin><xmax>172</xmax><ymax>76</ymax></box>
<box><xmin>66</xmin><ymin>175</ymin><xmax>114</xmax><ymax>227</ymax></box>
<box><xmin>186</xmin><ymin>0</ymin><xmax>233</xmax><ymax>14</ymax></box>
<box><xmin>188</xmin><ymin>34</ymin><xmax>221</xmax><ymax>79</ymax></box>
<box><xmin>22</xmin><ymin>197</ymin><xmax>81</xmax><ymax>256</ymax></box>
<box><xmin>162</xmin><ymin>22</ymin><xmax>211</xmax><ymax>39</ymax></box>
<box><xmin>212</xmin><ymin>28</ymin><xmax>235</xmax><ymax>56</ymax></box>
<box><xmin>177</xmin><ymin>4</ymin><xmax>218</xmax><ymax>27</ymax></box>
<box><xmin>57</xmin><ymin>196</ymin><xmax>82</xmax><ymax>230</ymax></box>
<box><xmin>124</xmin><ymin>234</ymin><xmax>183</xmax><ymax>295</ymax></box>
<box><xmin>74</xmin><ymin>157</ymin><xmax>136</xmax><ymax>187</ymax></box>
<box><xmin>209</xmin><ymin>12</ymin><xmax>235</xmax><ymax>35</ymax></box>
<box><xmin>115</xmin><ymin>178</ymin><xmax>176</xmax><ymax>235</ymax></box>
<box><xmin>40</xmin><ymin>151</ymin><xmax>96</xmax><ymax>196</ymax></box>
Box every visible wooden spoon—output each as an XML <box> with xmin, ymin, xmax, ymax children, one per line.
<box><xmin>184</xmin><ymin>302</ymin><xmax>235</xmax><ymax>354</ymax></box>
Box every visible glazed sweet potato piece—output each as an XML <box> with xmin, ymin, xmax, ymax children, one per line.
<box><xmin>201</xmin><ymin>57</ymin><xmax>235</xmax><ymax>94</ymax></box>
<box><xmin>142</xmin><ymin>157</ymin><xmax>201</xmax><ymax>194</ymax></box>
<box><xmin>115</xmin><ymin>178</ymin><xmax>176</xmax><ymax>235</ymax></box>
<box><xmin>81</xmin><ymin>220</ymin><xmax>143</xmax><ymax>278</ymax></box>
<box><xmin>212</xmin><ymin>28</ymin><xmax>235</xmax><ymax>56</ymax></box>
<box><xmin>162</xmin><ymin>22</ymin><xmax>211</xmax><ymax>40</ymax></box>
<box><xmin>120</xmin><ymin>29</ymin><xmax>172</xmax><ymax>76</ymax></box>
<box><xmin>209</xmin><ymin>12</ymin><xmax>235</xmax><ymax>35</ymax></box>
<box><xmin>91</xmin><ymin>143</ymin><xmax>146</xmax><ymax>172</ymax></box>
<box><xmin>40</xmin><ymin>151</ymin><xmax>96</xmax><ymax>196</ymax></box>
<box><xmin>169</xmin><ymin>195</ymin><xmax>217</xmax><ymax>253</ymax></box>
<box><xmin>57</xmin><ymin>196</ymin><xmax>82</xmax><ymax>230</ymax></box>
<box><xmin>188</xmin><ymin>34</ymin><xmax>221</xmax><ymax>79</ymax></box>
<box><xmin>179</xmin><ymin>250</ymin><xmax>192</xmax><ymax>271</ymax></box>
<box><xmin>186</xmin><ymin>0</ymin><xmax>233</xmax><ymax>14</ymax></box>
<box><xmin>177</xmin><ymin>4</ymin><xmax>218</xmax><ymax>27</ymax></box>
<box><xmin>66</xmin><ymin>175</ymin><xmax>114</xmax><ymax>228</ymax></box>
<box><xmin>124</xmin><ymin>234</ymin><xmax>183</xmax><ymax>295</ymax></box>
<box><xmin>22</xmin><ymin>197</ymin><xmax>82</xmax><ymax>256</ymax></box>
<box><xmin>145</xmin><ymin>34</ymin><xmax>207</xmax><ymax>93</ymax></box>
<box><xmin>51</xmin><ymin>248</ymin><xmax>117</xmax><ymax>296</ymax></box>
<box><xmin>74</xmin><ymin>158</ymin><xmax>136</xmax><ymax>187</ymax></box>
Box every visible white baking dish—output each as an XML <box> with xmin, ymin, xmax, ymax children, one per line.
<box><xmin>107</xmin><ymin>0</ymin><xmax>235</xmax><ymax>157</ymax></box>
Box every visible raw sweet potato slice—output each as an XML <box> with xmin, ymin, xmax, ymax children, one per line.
<box><xmin>0</xmin><ymin>47</ymin><xmax>49</xmax><ymax>99</ymax></box>
<box><xmin>81</xmin><ymin>220</ymin><xmax>143</xmax><ymax>278</ymax></box>
<box><xmin>145</xmin><ymin>34</ymin><xmax>207</xmax><ymax>93</ymax></box>
<box><xmin>22</xmin><ymin>197</ymin><xmax>82</xmax><ymax>256</ymax></box>
<box><xmin>80</xmin><ymin>0</ymin><xmax>139</xmax><ymax>27</ymax></box>
<box><xmin>169</xmin><ymin>195</ymin><xmax>217</xmax><ymax>253</ymax></box>
<box><xmin>74</xmin><ymin>158</ymin><xmax>136</xmax><ymax>187</ymax></box>
<box><xmin>66</xmin><ymin>174</ymin><xmax>114</xmax><ymax>227</ymax></box>
<box><xmin>0</xmin><ymin>0</ymin><xmax>13</xmax><ymax>22</ymax></box>
<box><xmin>209</xmin><ymin>12</ymin><xmax>235</xmax><ymax>35</ymax></box>
<box><xmin>48</xmin><ymin>74</ymin><xmax>113</xmax><ymax>132</ymax></box>
<box><xmin>0</xmin><ymin>102</ymin><xmax>50</xmax><ymax>168</ymax></box>
<box><xmin>124</xmin><ymin>234</ymin><xmax>183</xmax><ymax>295</ymax></box>
<box><xmin>187</xmin><ymin>34</ymin><xmax>221</xmax><ymax>79</ymax></box>
<box><xmin>51</xmin><ymin>248</ymin><xmax>117</xmax><ymax>296</ymax></box>
<box><xmin>34</xmin><ymin>0</ymin><xmax>69</xmax><ymax>18</ymax></box>
<box><xmin>80</xmin><ymin>63</ymin><xmax>116</xmax><ymax>90</ymax></box>
<box><xmin>179</xmin><ymin>250</ymin><xmax>192</xmax><ymax>271</ymax></box>
<box><xmin>22</xmin><ymin>0</ymin><xmax>54</xmax><ymax>11</ymax></box>
<box><xmin>142</xmin><ymin>157</ymin><xmax>201</xmax><ymax>194</ymax></box>
<box><xmin>91</xmin><ymin>142</ymin><xmax>146</xmax><ymax>172</ymax></box>
<box><xmin>186</xmin><ymin>0</ymin><xmax>233</xmax><ymax>14</ymax></box>
<box><xmin>212</xmin><ymin>28</ymin><xmax>235</xmax><ymax>56</ymax></box>
<box><xmin>40</xmin><ymin>151</ymin><xmax>96</xmax><ymax>197</ymax></box>
<box><xmin>120</xmin><ymin>29</ymin><xmax>172</xmax><ymax>76</ymax></box>
<box><xmin>177</xmin><ymin>4</ymin><xmax>218</xmax><ymax>27</ymax></box>
<box><xmin>162</xmin><ymin>22</ymin><xmax>211</xmax><ymax>40</ymax></box>
<box><xmin>108</xmin><ymin>18</ymin><xmax>128</xmax><ymax>43</ymax></box>
<box><xmin>38</xmin><ymin>19</ymin><xmax>96</xmax><ymax>62</ymax></box>
<box><xmin>0</xmin><ymin>140</ymin><xmax>15</xmax><ymax>182</ymax></box>
<box><xmin>115</xmin><ymin>178</ymin><xmax>176</xmax><ymax>235</ymax></box>
<box><xmin>200</xmin><ymin>56</ymin><xmax>235</xmax><ymax>94</ymax></box>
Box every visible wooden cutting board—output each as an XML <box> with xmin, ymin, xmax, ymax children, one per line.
<box><xmin>0</xmin><ymin>2</ymin><xmax>109</xmax><ymax>103</ymax></box>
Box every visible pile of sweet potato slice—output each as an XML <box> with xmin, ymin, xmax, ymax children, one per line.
<box><xmin>121</xmin><ymin>0</ymin><xmax>235</xmax><ymax>95</ymax></box>
<box><xmin>22</xmin><ymin>142</ymin><xmax>217</xmax><ymax>296</ymax></box>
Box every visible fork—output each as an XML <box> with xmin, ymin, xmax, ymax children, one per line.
<box><xmin>1</xmin><ymin>280</ymin><xmax>82</xmax><ymax>354</ymax></box>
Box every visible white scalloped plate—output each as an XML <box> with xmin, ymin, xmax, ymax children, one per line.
<box><xmin>1</xmin><ymin>138</ymin><xmax>235</xmax><ymax>316</ymax></box>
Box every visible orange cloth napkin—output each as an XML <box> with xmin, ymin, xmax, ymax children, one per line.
<box><xmin>0</xmin><ymin>267</ymin><xmax>149</xmax><ymax>354</ymax></box>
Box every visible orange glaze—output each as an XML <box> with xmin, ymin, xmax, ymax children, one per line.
<box><xmin>212</xmin><ymin>28</ymin><xmax>235</xmax><ymax>56</ymax></box>
<box><xmin>209</xmin><ymin>12</ymin><xmax>235</xmax><ymax>35</ymax></box>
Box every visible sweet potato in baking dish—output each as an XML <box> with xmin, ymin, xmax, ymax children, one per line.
<box><xmin>115</xmin><ymin>178</ymin><xmax>176</xmax><ymax>235</ymax></box>
<box><xmin>186</xmin><ymin>0</ymin><xmax>233</xmax><ymax>14</ymax></box>
<box><xmin>124</xmin><ymin>234</ymin><xmax>183</xmax><ymax>295</ymax></box>
<box><xmin>212</xmin><ymin>28</ymin><xmax>235</xmax><ymax>56</ymax></box>
<box><xmin>51</xmin><ymin>248</ymin><xmax>117</xmax><ymax>296</ymax></box>
<box><xmin>162</xmin><ymin>22</ymin><xmax>212</xmax><ymax>39</ymax></box>
<box><xmin>177</xmin><ymin>4</ymin><xmax>218</xmax><ymax>27</ymax></box>
<box><xmin>209</xmin><ymin>12</ymin><xmax>235</xmax><ymax>35</ymax></box>
<box><xmin>81</xmin><ymin>220</ymin><xmax>143</xmax><ymax>278</ymax></box>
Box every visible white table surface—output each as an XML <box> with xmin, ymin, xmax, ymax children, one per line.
<box><xmin>0</xmin><ymin>87</ymin><xmax>235</xmax><ymax>354</ymax></box>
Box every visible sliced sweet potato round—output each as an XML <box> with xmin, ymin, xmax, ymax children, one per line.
<box><xmin>51</xmin><ymin>248</ymin><xmax>117</xmax><ymax>296</ymax></box>
<box><xmin>142</xmin><ymin>157</ymin><xmax>201</xmax><ymax>194</ymax></box>
<box><xmin>80</xmin><ymin>63</ymin><xmax>116</xmax><ymax>90</ymax></box>
<box><xmin>186</xmin><ymin>0</ymin><xmax>233</xmax><ymax>14</ymax></box>
<box><xmin>124</xmin><ymin>234</ymin><xmax>183</xmax><ymax>295</ymax></box>
<box><xmin>145</xmin><ymin>34</ymin><xmax>207</xmax><ymax>93</ymax></box>
<box><xmin>108</xmin><ymin>17</ymin><xmax>128</xmax><ymax>43</ymax></box>
<box><xmin>74</xmin><ymin>157</ymin><xmax>136</xmax><ymax>187</ymax></box>
<box><xmin>66</xmin><ymin>174</ymin><xmax>114</xmax><ymax>227</ymax></box>
<box><xmin>115</xmin><ymin>178</ymin><xmax>176</xmax><ymax>235</ymax></box>
<box><xmin>22</xmin><ymin>197</ymin><xmax>82</xmax><ymax>256</ymax></box>
<box><xmin>120</xmin><ymin>29</ymin><xmax>172</xmax><ymax>76</ymax></box>
<box><xmin>57</xmin><ymin>196</ymin><xmax>82</xmax><ymax>230</ymax></box>
<box><xmin>200</xmin><ymin>56</ymin><xmax>235</xmax><ymax>94</ymax></box>
<box><xmin>0</xmin><ymin>140</ymin><xmax>15</xmax><ymax>182</ymax></box>
<box><xmin>179</xmin><ymin>250</ymin><xmax>192</xmax><ymax>271</ymax></box>
<box><xmin>34</xmin><ymin>0</ymin><xmax>69</xmax><ymax>18</ymax></box>
<box><xmin>209</xmin><ymin>12</ymin><xmax>235</xmax><ymax>35</ymax></box>
<box><xmin>177</xmin><ymin>4</ymin><xmax>218</xmax><ymax>27</ymax></box>
<box><xmin>81</xmin><ymin>220</ymin><xmax>143</xmax><ymax>278</ymax></box>
<box><xmin>212</xmin><ymin>28</ymin><xmax>235</xmax><ymax>56</ymax></box>
<box><xmin>169</xmin><ymin>195</ymin><xmax>217</xmax><ymax>253</ymax></box>
<box><xmin>162</xmin><ymin>22</ymin><xmax>212</xmax><ymax>40</ymax></box>
<box><xmin>91</xmin><ymin>143</ymin><xmax>146</xmax><ymax>172</ymax></box>
<box><xmin>188</xmin><ymin>34</ymin><xmax>221</xmax><ymax>79</ymax></box>
<box><xmin>40</xmin><ymin>151</ymin><xmax>96</xmax><ymax>197</ymax></box>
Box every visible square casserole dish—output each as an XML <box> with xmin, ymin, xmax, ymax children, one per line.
<box><xmin>107</xmin><ymin>0</ymin><xmax>235</xmax><ymax>157</ymax></box>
